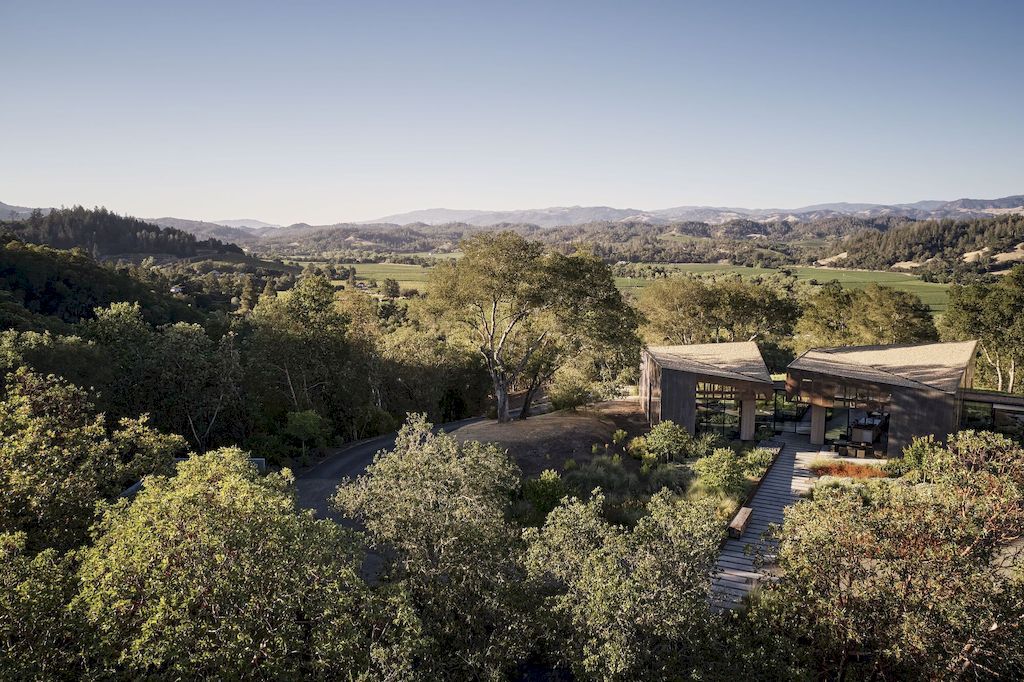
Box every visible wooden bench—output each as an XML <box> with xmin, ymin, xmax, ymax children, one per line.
<box><xmin>728</xmin><ymin>506</ymin><xmax>753</xmax><ymax>539</ymax></box>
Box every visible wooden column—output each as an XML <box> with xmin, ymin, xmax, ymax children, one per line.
<box><xmin>810</xmin><ymin>404</ymin><xmax>826</xmax><ymax>445</ymax></box>
<box><xmin>739</xmin><ymin>398</ymin><xmax>756</xmax><ymax>441</ymax></box>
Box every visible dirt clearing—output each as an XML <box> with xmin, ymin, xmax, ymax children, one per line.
<box><xmin>451</xmin><ymin>399</ymin><xmax>648</xmax><ymax>477</ymax></box>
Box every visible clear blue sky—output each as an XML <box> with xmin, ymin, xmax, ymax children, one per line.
<box><xmin>2</xmin><ymin>0</ymin><xmax>1022</xmax><ymax>224</ymax></box>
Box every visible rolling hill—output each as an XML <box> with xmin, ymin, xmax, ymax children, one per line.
<box><xmin>364</xmin><ymin>195</ymin><xmax>1024</xmax><ymax>227</ymax></box>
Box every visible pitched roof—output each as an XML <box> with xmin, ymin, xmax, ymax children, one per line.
<box><xmin>787</xmin><ymin>341</ymin><xmax>978</xmax><ymax>394</ymax></box>
<box><xmin>646</xmin><ymin>342</ymin><xmax>773</xmax><ymax>386</ymax></box>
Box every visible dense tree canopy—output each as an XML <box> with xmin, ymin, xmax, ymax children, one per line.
<box><xmin>739</xmin><ymin>431</ymin><xmax>1024</xmax><ymax>679</ymax></box>
<box><xmin>943</xmin><ymin>265</ymin><xmax>1024</xmax><ymax>392</ymax></box>
<box><xmin>0</xmin><ymin>240</ymin><xmax>205</xmax><ymax>330</ymax></box>
<box><xmin>75</xmin><ymin>448</ymin><xmax>414</xmax><ymax>679</ymax></box>
<box><xmin>5</xmin><ymin>202</ymin><xmax>1024</xmax><ymax>679</ymax></box>
<box><xmin>0</xmin><ymin>369</ymin><xmax>186</xmax><ymax>552</ymax></box>
<box><xmin>636</xmin><ymin>274</ymin><xmax>801</xmax><ymax>369</ymax></box>
<box><xmin>839</xmin><ymin>212</ymin><xmax>1024</xmax><ymax>273</ymax></box>
<box><xmin>430</xmin><ymin>232</ymin><xmax>640</xmax><ymax>421</ymax></box>
<box><xmin>793</xmin><ymin>282</ymin><xmax>937</xmax><ymax>353</ymax></box>
<box><xmin>333</xmin><ymin>415</ymin><xmax>532</xmax><ymax>679</ymax></box>
<box><xmin>2</xmin><ymin>206</ymin><xmax>241</xmax><ymax>258</ymax></box>
<box><xmin>525</xmin><ymin>491</ymin><xmax>721</xmax><ymax>680</ymax></box>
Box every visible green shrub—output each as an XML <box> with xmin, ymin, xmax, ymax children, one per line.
<box><xmin>692</xmin><ymin>447</ymin><xmax>745</xmax><ymax>495</ymax></box>
<box><xmin>563</xmin><ymin>458</ymin><xmax>577</xmax><ymax>471</ymax></box>
<box><xmin>884</xmin><ymin>435</ymin><xmax>941</xmax><ymax>478</ymax></box>
<box><xmin>644</xmin><ymin>421</ymin><xmax>690</xmax><ymax>462</ymax></box>
<box><xmin>741</xmin><ymin>447</ymin><xmax>775</xmax><ymax>478</ymax></box>
<box><xmin>693</xmin><ymin>432</ymin><xmax>721</xmax><ymax>458</ymax></box>
<box><xmin>285</xmin><ymin>410</ymin><xmax>329</xmax><ymax>461</ymax></box>
<box><xmin>644</xmin><ymin>463</ymin><xmax>692</xmax><ymax>494</ymax></box>
<box><xmin>644</xmin><ymin>421</ymin><xmax>719</xmax><ymax>462</ymax></box>
<box><xmin>564</xmin><ymin>456</ymin><xmax>640</xmax><ymax>498</ymax></box>
<box><xmin>626</xmin><ymin>436</ymin><xmax>648</xmax><ymax>460</ymax></box>
<box><xmin>522</xmin><ymin>469</ymin><xmax>568</xmax><ymax>526</ymax></box>
<box><xmin>612</xmin><ymin>429</ymin><xmax>628</xmax><ymax>446</ymax></box>
<box><xmin>548</xmin><ymin>367</ymin><xmax>593</xmax><ymax>411</ymax></box>
<box><xmin>882</xmin><ymin>458</ymin><xmax>911</xmax><ymax>477</ymax></box>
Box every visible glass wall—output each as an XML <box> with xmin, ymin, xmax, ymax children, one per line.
<box><xmin>770</xmin><ymin>389</ymin><xmax>809</xmax><ymax>435</ymax></box>
<box><xmin>695</xmin><ymin>382</ymin><xmax>740</xmax><ymax>440</ymax></box>
<box><xmin>961</xmin><ymin>400</ymin><xmax>1024</xmax><ymax>442</ymax></box>
<box><xmin>774</xmin><ymin>380</ymin><xmax>892</xmax><ymax>451</ymax></box>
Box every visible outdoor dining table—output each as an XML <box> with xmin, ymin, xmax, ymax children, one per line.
<box><xmin>850</xmin><ymin>416</ymin><xmax>883</xmax><ymax>444</ymax></box>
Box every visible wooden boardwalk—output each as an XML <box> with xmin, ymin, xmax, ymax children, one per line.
<box><xmin>711</xmin><ymin>432</ymin><xmax>830</xmax><ymax>610</ymax></box>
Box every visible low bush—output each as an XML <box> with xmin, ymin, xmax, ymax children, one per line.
<box><xmin>684</xmin><ymin>481</ymin><xmax>744</xmax><ymax>523</ymax></box>
<box><xmin>645</xmin><ymin>422</ymin><xmax>719</xmax><ymax>462</ymax></box>
<box><xmin>644</xmin><ymin>421</ymin><xmax>690</xmax><ymax>462</ymax></box>
<box><xmin>565</xmin><ymin>456</ymin><xmax>640</xmax><ymax>498</ymax></box>
<box><xmin>564</xmin><ymin>456</ymin><xmax>644</xmax><ymax>525</ymax></box>
<box><xmin>741</xmin><ymin>447</ymin><xmax>776</xmax><ymax>478</ymax></box>
<box><xmin>626</xmin><ymin>436</ymin><xmax>648</xmax><ymax>460</ymax></box>
<box><xmin>548</xmin><ymin>367</ymin><xmax>593</xmax><ymax>411</ymax></box>
<box><xmin>521</xmin><ymin>469</ymin><xmax>568</xmax><ymax>526</ymax></box>
<box><xmin>692</xmin><ymin>448</ymin><xmax>746</xmax><ymax>495</ymax></box>
<box><xmin>644</xmin><ymin>463</ymin><xmax>692</xmax><ymax>493</ymax></box>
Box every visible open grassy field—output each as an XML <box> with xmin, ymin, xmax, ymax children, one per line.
<box><xmin>614</xmin><ymin>263</ymin><xmax>950</xmax><ymax>312</ymax></box>
<box><xmin>341</xmin><ymin>260</ymin><xmax>949</xmax><ymax>312</ymax></box>
<box><xmin>347</xmin><ymin>262</ymin><xmax>434</xmax><ymax>291</ymax></box>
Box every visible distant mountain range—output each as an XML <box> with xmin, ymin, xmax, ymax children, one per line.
<box><xmin>5</xmin><ymin>194</ymin><xmax>1024</xmax><ymax>237</ymax></box>
<box><xmin>213</xmin><ymin>218</ymin><xmax>280</xmax><ymax>229</ymax></box>
<box><xmin>362</xmin><ymin>195</ymin><xmax>1024</xmax><ymax>228</ymax></box>
<box><xmin>0</xmin><ymin>200</ymin><xmax>43</xmax><ymax>220</ymax></box>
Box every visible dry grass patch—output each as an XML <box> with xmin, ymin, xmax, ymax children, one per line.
<box><xmin>810</xmin><ymin>459</ymin><xmax>887</xmax><ymax>479</ymax></box>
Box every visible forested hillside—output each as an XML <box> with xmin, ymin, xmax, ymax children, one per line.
<box><xmin>0</xmin><ymin>241</ymin><xmax>206</xmax><ymax>331</ymax></box>
<box><xmin>239</xmin><ymin>215</ymin><xmax>908</xmax><ymax>267</ymax></box>
<box><xmin>2</xmin><ymin>206</ymin><xmax>243</xmax><ymax>258</ymax></box>
<box><xmin>26</xmin><ymin>206</ymin><xmax>1022</xmax><ymax>280</ymax></box>
<box><xmin>839</xmin><ymin>213</ymin><xmax>1024</xmax><ymax>273</ymax></box>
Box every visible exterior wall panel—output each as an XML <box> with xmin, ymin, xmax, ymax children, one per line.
<box><xmin>661</xmin><ymin>369</ymin><xmax>697</xmax><ymax>434</ymax></box>
<box><xmin>887</xmin><ymin>387</ymin><xmax>958</xmax><ymax>457</ymax></box>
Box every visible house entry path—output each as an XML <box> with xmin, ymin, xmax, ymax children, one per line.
<box><xmin>710</xmin><ymin>432</ymin><xmax>830</xmax><ymax>610</ymax></box>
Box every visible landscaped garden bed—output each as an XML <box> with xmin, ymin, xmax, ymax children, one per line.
<box><xmin>809</xmin><ymin>459</ymin><xmax>887</xmax><ymax>479</ymax></box>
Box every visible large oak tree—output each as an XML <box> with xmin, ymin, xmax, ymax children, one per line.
<box><xmin>429</xmin><ymin>232</ymin><xmax>639</xmax><ymax>422</ymax></box>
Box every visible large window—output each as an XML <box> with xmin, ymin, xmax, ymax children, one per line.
<box><xmin>771</xmin><ymin>389</ymin><xmax>809</xmax><ymax>434</ymax></box>
<box><xmin>781</xmin><ymin>379</ymin><xmax>892</xmax><ymax>448</ymax></box>
<box><xmin>961</xmin><ymin>400</ymin><xmax>1024</xmax><ymax>442</ymax></box>
<box><xmin>696</xmin><ymin>382</ymin><xmax>740</xmax><ymax>440</ymax></box>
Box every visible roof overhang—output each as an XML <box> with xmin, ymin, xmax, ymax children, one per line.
<box><xmin>645</xmin><ymin>342</ymin><xmax>774</xmax><ymax>387</ymax></box>
<box><xmin>786</xmin><ymin>341</ymin><xmax>978</xmax><ymax>395</ymax></box>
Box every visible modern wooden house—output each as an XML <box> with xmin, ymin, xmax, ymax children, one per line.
<box><xmin>786</xmin><ymin>341</ymin><xmax>978</xmax><ymax>457</ymax></box>
<box><xmin>639</xmin><ymin>342</ymin><xmax>774</xmax><ymax>441</ymax></box>
<box><xmin>641</xmin><ymin>339</ymin><xmax>987</xmax><ymax>456</ymax></box>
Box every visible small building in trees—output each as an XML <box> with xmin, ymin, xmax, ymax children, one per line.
<box><xmin>639</xmin><ymin>342</ymin><xmax>774</xmax><ymax>441</ymax></box>
<box><xmin>785</xmin><ymin>341</ymin><xmax>978</xmax><ymax>457</ymax></box>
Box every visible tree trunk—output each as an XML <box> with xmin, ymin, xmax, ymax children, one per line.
<box><xmin>493</xmin><ymin>378</ymin><xmax>512</xmax><ymax>423</ymax></box>
<box><xmin>518</xmin><ymin>384</ymin><xmax>538</xmax><ymax>420</ymax></box>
